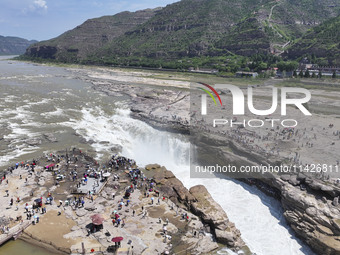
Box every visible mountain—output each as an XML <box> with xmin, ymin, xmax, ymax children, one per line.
<box><xmin>0</xmin><ymin>36</ymin><xmax>37</xmax><ymax>55</ymax></box>
<box><xmin>23</xmin><ymin>0</ymin><xmax>340</xmax><ymax>68</ymax></box>
<box><xmin>25</xmin><ymin>8</ymin><xmax>159</xmax><ymax>62</ymax></box>
<box><xmin>284</xmin><ymin>15</ymin><xmax>340</xmax><ymax>65</ymax></box>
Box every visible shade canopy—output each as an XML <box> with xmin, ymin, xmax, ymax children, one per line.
<box><xmin>90</xmin><ymin>214</ymin><xmax>104</xmax><ymax>225</ymax></box>
<box><xmin>112</xmin><ymin>236</ymin><xmax>123</xmax><ymax>242</ymax></box>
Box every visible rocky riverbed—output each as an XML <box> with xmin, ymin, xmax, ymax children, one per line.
<box><xmin>0</xmin><ymin>149</ymin><xmax>249</xmax><ymax>255</ymax></box>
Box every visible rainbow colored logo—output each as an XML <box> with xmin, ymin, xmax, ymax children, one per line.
<box><xmin>198</xmin><ymin>82</ymin><xmax>223</xmax><ymax>106</ymax></box>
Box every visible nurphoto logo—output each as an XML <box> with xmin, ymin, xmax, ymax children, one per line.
<box><xmin>198</xmin><ymin>83</ymin><xmax>312</xmax><ymax>128</ymax></box>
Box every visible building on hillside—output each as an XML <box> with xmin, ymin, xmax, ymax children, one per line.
<box><xmin>318</xmin><ymin>66</ymin><xmax>340</xmax><ymax>73</ymax></box>
<box><xmin>299</xmin><ymin>58</ymin><xmax>318</xmax><ymax>71</ymax></box>
<box><xmin>276</xmin><ymin>71</ymin><xmax>293</xmax><ymax>78</ymax></box>
<box><xmin>188</xmin><ymin>67</ymin><xmax>219</xmax><ymax>74</ymax></box>
<box><xmin>236</xmin><ymin>71</ymin><xmax>258</xmax><ymax>78</ymax></box>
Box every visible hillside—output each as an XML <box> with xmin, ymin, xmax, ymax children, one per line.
<box><xmin>0</xmin><ymin>36</ymin><xmax>37</xmax><ymax>55</ymax></box>
<box><xmin>23</xmin><ymin>0</ymin><xmax>340</xmax><ymax>69</ymax></box>
<box><xmin>284</xmin><ymin>15</ymin><xmax>340</xmax><ymax>65</ymax></box>
<box><xmin>25</xmin><ymin>8</ymin><xmax>159</xmax><ymax>62</ymax></box>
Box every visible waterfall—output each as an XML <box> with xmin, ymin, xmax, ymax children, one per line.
<box><xmin>65</xmin><ymin>105</ymin><xmax>313</xmax><ymax>255</ymax></box>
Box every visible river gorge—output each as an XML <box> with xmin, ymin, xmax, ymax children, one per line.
<box><xmin>0</xmin><ymin>56</ymin><xmax>315</xmax><ymax>255</ymax></box>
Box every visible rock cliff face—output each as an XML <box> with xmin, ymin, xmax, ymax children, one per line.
<box><xmin>266</xmin><ymin>176</ymin><xmax>340</xmax><ymax>255</ymax></box>
<box><xmin>145</xmin><ymin>164</ymin><xmax>247</xmax><ymax>252</ymax></box>
<box><xmin>198</xmin><ymin>132</ymin><xmax>340</xmax><ymax>255</ymax></box>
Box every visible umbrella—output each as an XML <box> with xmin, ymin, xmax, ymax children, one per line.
<box><xmin>34</xmin><ymin>198</ymin><xmax>42</xmax><ymax>203</ymax></box>
<box><xmin>102</xmin><ymin>172</ymin><xmax>111</xmax><ymax>177</ymax></box>
<box><xmin>90</xmin><ymin>214</ymin><xmax>104</xmax><ymax>225</ymax></box>
<box><xmin>112</xmin><ymin>237</ymin><xmax>123</xmax><ymax>242</ymax></box>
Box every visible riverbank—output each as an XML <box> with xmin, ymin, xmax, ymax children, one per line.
<box><xmin>0</xmin><ymin>149</ymin><xmax>249</xmax><ymax>255</ymax></box>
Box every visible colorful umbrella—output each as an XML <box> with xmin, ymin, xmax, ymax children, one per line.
<box><xmin>112</xmin><ymin>237</ymin><xmax>123</xmax><ymax>242</ymax></box>
<box><xmin>90</xmin><ymin>214</ymin><xmax>104</xmax><ymax>225</ymax></box>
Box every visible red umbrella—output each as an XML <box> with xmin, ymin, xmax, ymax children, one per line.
<box><xmin>112</xmin><ymin>237</ymin><xmax>123</xmax><ymax>242</ymax></box>
<box><xmin>90</xmin><ymin>214</ymin><xmax>104</xmax><ymax>225</ymax></box>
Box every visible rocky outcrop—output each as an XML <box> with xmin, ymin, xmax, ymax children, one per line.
<box><xmin>189</xmin><ymin>185</ymin><xmax>245</xmax><ymax>248</ymax></box>
<box><xmin>269</xmin><ymin>176</ymin><xmax>340</xmax><ymax>255</ymax></box>
<box><xmin>146</xmin><ymin>164</ymin><xmax>195</xmax><ymax>206</ymax></box>
<box><xmin>25</xmin><ymin>45</ymin><xmax>58</xmax><ymax>59</ymax></box>
<box><xmin>195</xmin><ymin>132</ymin><xmax>340</xmax><ymax>255</ymax></box>
<box><xmin>145</xmin><ymin>164</ymin><xmax>247</xmax><ymax>252</ymax></box>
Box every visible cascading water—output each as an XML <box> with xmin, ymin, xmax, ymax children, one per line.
<box><xmin>64</xmin><ymin>105</ymin><xmax>314</xmax><ymax>255</ymax></box>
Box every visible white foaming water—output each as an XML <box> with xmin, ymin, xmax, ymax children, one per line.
<box><xmin>0</xmin><ymin>144</ymin><xmax>38</xmax><ymax>167</ymax></box>
<box><xmin>0</xmin><ymin>96</ymin><xmax>54</xmax><ymax>166</ymax></box>
<box><xmin>66</xmin><ymin>105</ymin><xmax>312</xmax><ymax>255</ymax></box>
<box><xmin>40</xmin><ymin>107</ymin><xmax>64</xmax><ymax>117</ymax></box>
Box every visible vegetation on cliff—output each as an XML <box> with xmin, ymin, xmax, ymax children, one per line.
<box><xmin>22</xmin><ymin>0</ymin><xmax>340</xmax><ymax>71</ymax></box>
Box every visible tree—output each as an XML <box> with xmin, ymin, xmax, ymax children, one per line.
<box><xmin>332</xmin><ymin>71</ymin><xmax>337</xmax><ymax>79</ymax></box>
<box><xmin>257</xmin><ymin>62</ymin><xmax>268</xmax><ymax>71</ymax></box>
<box><xmin>293</xmin><ymin>70</ymin><xmax>298</xmax><ymax>78</ymax></box>
<box><xmin>277</xmin><ymin>61</ymin><xmax>286</xmax><ymax>72</ymax></box>
<box><xmin>318</xmin><ymin>70</ymin><xmax>322</xmax><ymax>78</ymax></box>
<box><xmin>304</xmin><ymin>70</ymin><xmax>310</xmax><ymax>78</ymax></box>
<box><xmin>299</xmin><ymin>71</ymin><xmax>304</xmax><ymax>78</ymax></box>
<box><xmin>311</xmin><ymin>72</ymin><xmax>316</xmax><ymax>78</ymax></box>
<box><xmin>286</xmin><ymin>61</ymin><xmax>299</xmax><ymax>72</ymax></box>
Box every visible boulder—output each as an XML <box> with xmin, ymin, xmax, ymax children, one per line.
<box><xmin>76</xmin><ymin>209</ymin><xmax>87</xmax><ymax>217</ymax></box>
<box><xmin>145</xmin><ymin>164</ymin><xmax>161</xmax><ymax>170</ymax></box>
<box><xmin>84</xmin><ymin>204</ymin><xmax>96</xmax><ymax>211</ymax></box>
<box><xmin>110</xmin><ymin>144</ymin><xmax>123</xmax><ymax>153</ymax></box>
<box><xmin>44</xmin><ymin>133</ymin><xmax>57</xmax><ymax>142</ymax></box>
<box><xmin>280</xmin><ymin>174</ymin><xmax>291</xmax><ymax>181</ymax></box>
<box><xmin>288</xmin><ymin>175</ymin><xmax>300</xmax><ymax>186</ymax></box>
